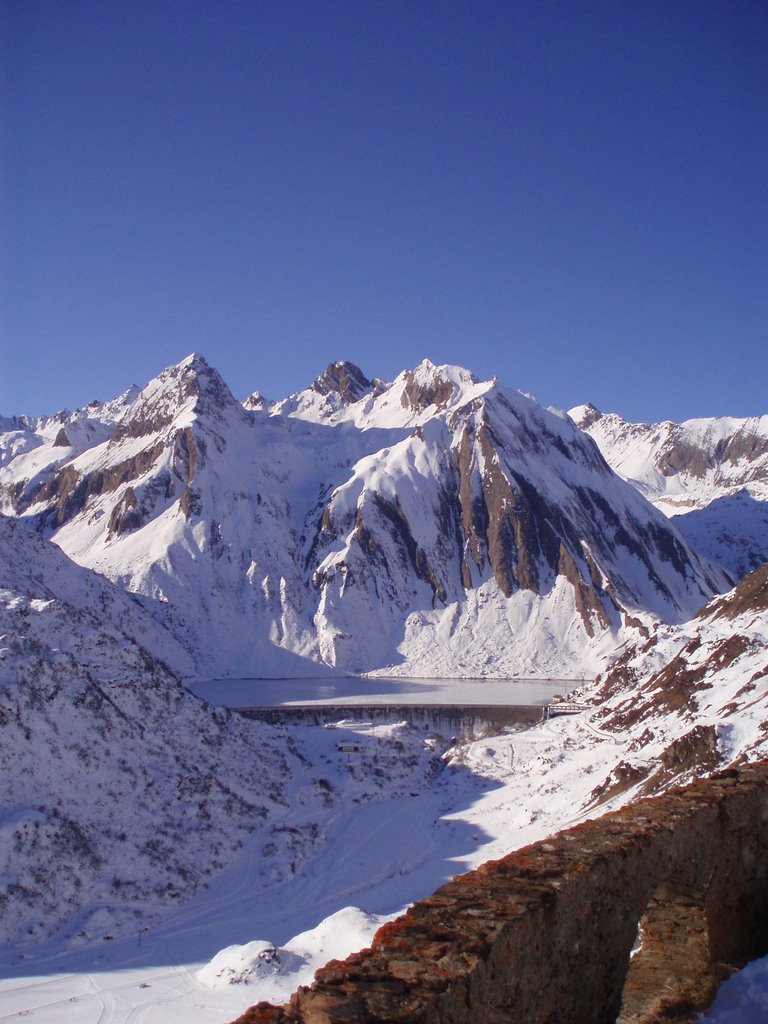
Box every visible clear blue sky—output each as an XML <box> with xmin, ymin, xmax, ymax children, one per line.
<box><xmin>2</xmin><ymin>0</ymin><xmax>766</xmax><ymax>423</ymax></box>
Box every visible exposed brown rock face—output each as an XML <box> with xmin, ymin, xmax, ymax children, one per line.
<box><xmin>657</xmin><ymin>437</ymin><xmax>713</xmax><ymax>479</ymax></box>
<box><xmin>22</xmin><ymin>420</ymin><xmax>202</xmax><ymax>533</ymax></box>
<box><xmin>232</xmin><ymin>762</ymin><xmax>768</xmax><ymax>1024</ymax></box>
<box><xmin>108</xmin><ymin>486</ymin><xmax>142</xmax><ymax>536</ymax></box>
<box><xmin>576</xmin><ymin>407</ymin><xmax>768</xmax><ymax>504</ymax></box>
<box><xmin>113</xmin><ymin>354</ymin><xmax>237</xmax><ymax>440</ymax></box>
<box><xmin>113</xmin><ymin>405</ymin><xmax>176</xmax><ymax>442</ymax></box>
<box><xmin>362</xmin><ymin>494</ymin><xmax>448</xmax><ymax>607</ymax></box>
<box><xmin>600</xmin><ymin>623</ymin><xmax>762</xmax><ymax>736</ymax></box>
<box><xmin>450</xmin><ymin>417</ymin><xmax>615</xmax><ymax>627</ymax></box>
<box><xmin>400</xmin><ymin>369</ymin><xmax>460</xmax><ymax>412</ymax></box>
<box><xmin>452</xmin><ymin>420</ymin><xmax>532</xmax><ymax>597</ymax></box>
<box><xmin>312</xmin><ymin>362</ymin><xmax>372</xmax><ymax>404</ymax></box>
<box><xmin>32</xmin><ymin>442</ymin><xmax>165</xmax><ymax>529</ymax></box>
<box><xmin>173</xmin><ymin>426</ymin><xmax>199</xmax><ymax>483</ymax></box>
<box><xmin>710</xmin><ymin>561</ymin><xmax>768</xmax><ymax>620</ymax></box>
<box><xmin>558</xmin><ymin>542</ymin><xmax>611</xmax><ymax>636</ymax></box>
<box><xmin>657</xmin><ymin>425</ymin><xmax>768</xmax><ymax>484</ymax></box>
<box><xmin>454</xmin><ymin>423</ymin><xmax>487</xmax><ymax>588</ymax></box>
<box><xmin>30</xmin><ymin>465</ymin><xmax>81</xmax><ymax>524</ymax></box>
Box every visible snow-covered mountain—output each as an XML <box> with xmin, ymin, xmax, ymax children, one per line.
<box><xmin>0</xmin><ymin>356</ymin><xmax>729</xmax><ymax>680</ymax></box>
<box><xmin>0</xmin><ymin>514</ymin><xmax>447</xmax><ymax>952</ymax></box>
<box><xmin>0</xmin><ymin>490</ymin><xmax>764</xmax><ymax>1020</ymax></box>
<box><xmin>223</xmin><ymin>562</ymin><xmax>768</xmax><ymax>1022</ymax></box>
<box><xmin>0</xmin><ymin>514</ymin><xmax>292</xmax><ymax>945</ymax></box>
<box><xmin>570</xmin><ymin>404</ymin><xmax>768</xmax><ymax>579</ymax></box>
<box><xmin>582</xmin><ymin>558</ymin><xmax>768</xmax><ymax>794</ymax></box>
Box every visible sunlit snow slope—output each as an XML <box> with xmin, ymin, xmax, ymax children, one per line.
<box><xmin>0</xmin><ymin>520</ymin><xmax>765</xmax><ymax>1022</ymax></box>
<box><xmin>1</xmin><ymin>357</ymin><xmax>727</xmax><ymax>680</ymax></box>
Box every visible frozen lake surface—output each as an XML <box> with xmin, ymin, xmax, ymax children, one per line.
<box><xmin>187</xmin><ymin>676</ymin><xmax>580</xmax><ymax>708</ymax></box>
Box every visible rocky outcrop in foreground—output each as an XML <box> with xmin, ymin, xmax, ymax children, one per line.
<box><xmin>233</xmin><ymin>761</ymin><xmax>768</xmax><ymax>1024</ymax></box>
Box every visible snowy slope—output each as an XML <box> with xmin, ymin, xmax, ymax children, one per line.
<box><xmin>306</xmin><ymin>364</ymin><xmax>726</xmax><ymax>676</ymax></box>
<box><xmin>0</xmin><ymin>359</ymin><xmax>763</xmax><ymax>1023</ymax></box>
<box><xmin>588</xmin><ymin>559</ymin><xmax>768</xmax><ymax>788</ymax></box>
<box><xmin>0</xmin><ymin>357</ymin><xmax>730</xmax><ymax>680</ymax></box>
<box><xmin>0</xmin><ymin>538</ymin><xmax>761</xmax><ymax>1022</ymax></box>
<box><xmin>0</xmin><ymin>516</ymin><xmax>318</xmax><ymax>948</ymax></box>
<box><xmin>0</xmin><ymin>502</ymin><xmax>764</xmax><ymax>1022</ymax></box>
<box><xmin>0</xmin><ymin>514</ymin><xmax>456</xmax><ymax>1020</ymax></box>
<box><xmin>570</xmin><ymin>404</ymin><xmax>768</xmax><ymax>578</ymax></box>
<box><xmin>0</xmin><ymin>513</ymin><xmax>194</xmax><ymax>679</ymax></box>
<box><xmin>0</xmin><ymin>388</ymin><xmax>138</xmax><ymax>488</ymax></box>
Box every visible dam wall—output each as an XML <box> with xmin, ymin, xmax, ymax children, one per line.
<box><xmin>232</xmin><ymin>761</ymin><xmax>768</xmax><ymax>1024</ymax></box>
<box><xmin>235</xmin><ymin>703</ymin><xmax>545</xmax><ymax>739</ymax></box>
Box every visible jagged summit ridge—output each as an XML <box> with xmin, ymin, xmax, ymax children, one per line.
<box><xmin>0</xmin><ymin>354</ymin><xmax>732</xmax><ymax>679</ymax></box>
<box><xmin>116</xmin><ymin>351</ymin><xmax>241</xmax><ymax>438</ymax></box>
<box><xmin>0</xmin><ymin>354</ymin><xmax>254</xmax><ymax>538</ymax></box>
<box><xmin>271</xmin><ymin>358</ymin><xmax>489</xmax><ymax>429</ymax></box>
<box><xmin>311</xmin><ymin>361</ymin><xmax>372</xmax><ymax>402</ymax></box>
<box><xmin>569</xmin><ymin>404</ymin><xmax>768</xmax><ymax>506</ymax></box>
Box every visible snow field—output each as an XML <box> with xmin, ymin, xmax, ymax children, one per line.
<box><xmin>0</xmin><ymin>705</ymin><xmax>659</xmax><ymax>1024</ymax></box>
<box><xmin>1</xmin><ymin>682</ymin><xmax>766</xmax><ymax>1022</ymax></box>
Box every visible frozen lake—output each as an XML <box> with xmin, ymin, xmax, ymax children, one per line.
<box><xmin>186</xmin><ymin>676</ymin><xmax>580</xmax><ymax>708</ymax></box>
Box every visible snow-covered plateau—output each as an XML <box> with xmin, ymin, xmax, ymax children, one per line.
<box><xmin>1</xmin><ymin>356</ymin><xmax>767</xmax><ymax>1022</ymax></box>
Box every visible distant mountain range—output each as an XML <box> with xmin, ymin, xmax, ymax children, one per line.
<box><xmin>0</xmin><ymin>355</ymin><xmax>739</xmax><ymax>680</ymax></box>
<box><xmin>570</xmin><ymin>403</ymin><xmax>768</xmax><ymax>579</ymax></box>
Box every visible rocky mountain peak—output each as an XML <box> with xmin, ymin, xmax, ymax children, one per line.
<box><xmin>0</xmin><ymin>352</ymin><xmax>747</xmax><ymax>680</ymax></box>
<box><xmin>115</xmin><ymin>354</ymin><xmax>239</xmax><ymax>440</ymax></box>
<box><xmin>311</xmin><ymin>361</ymin><xmax>372</xmax><ymax>404</ymax></box>
<box><xmin>243</xmin><ymin>390</ymin><xmax>267</xmax><ymax>412</ymax></box>
<box><xmin>399</xmin><ymin>360</ymin><xmax>479</xmax><ymax>413</ymax></box>
<box><xmin>568</xmin><ymin>403</ymin><xmax>603</xmax><ymax>429</ymax></box>
<box><xmin>571</xmin><ymin>404</ymin><xmax>768</xmax><ymax>576</ymax></box>
<box><xmin>171</xmin><ymin>353</ymin><xmax>238</xmax><ymax>410</ymax></box>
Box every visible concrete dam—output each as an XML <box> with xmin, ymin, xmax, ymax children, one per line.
<box><xmin>234</xmin><ymin>704</ymin><xmax>548</xmax><ymax>737</ymax></box>
<box><xmin>235</xmin><ymin>703</ymin><xmax>546</xmax><ymax>740</ymax></box>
